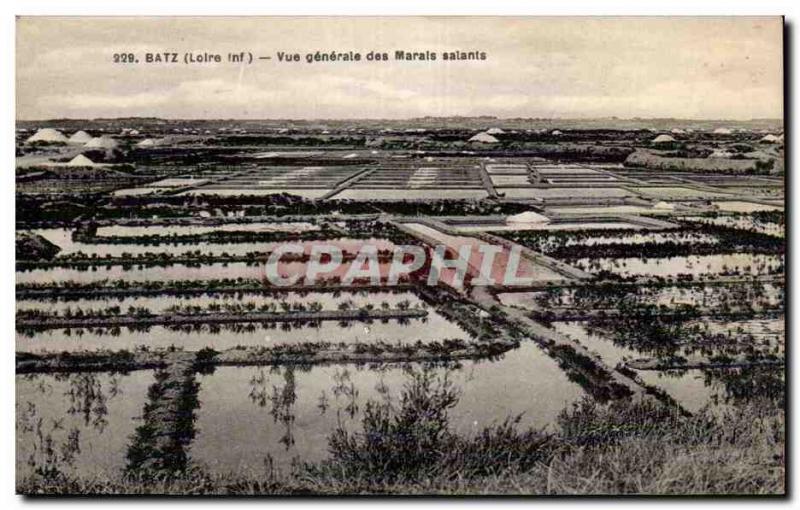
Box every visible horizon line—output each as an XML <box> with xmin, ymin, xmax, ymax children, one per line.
<box><xmin>15</xmin><ymin>116</ymin><xmax>785</xmax><ymax>123</ymax></box>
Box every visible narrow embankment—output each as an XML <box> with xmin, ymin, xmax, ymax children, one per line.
<box><xmin>625</xmin><ymin>354</ymin><xmax>784</xmax><ymax>371</ymax></box>
<box><xmin>126</xmin><ymin>353</ymin><xmax>199</xmax><ymax>474</ymax></box>
<box><xmin>533</xmin><ymin>307</ymin><xmax>784</xmax><ymax>322</ymax></box>
<box><xmin>15</xmin><ymin>283</ymin><xmax>417</xmax><ymax>300</ymax></box>
<box><xmin>15</xmin><ymin>249</ymin><xmax>398</xmax><ymax>269</ymax></box>
<box><xmin>17</xmin><ymin>337</ymin><xmax>518</xmax><ymax>374</ymax></box>
<box><xmin>470</xmin><ymin>286</ymin><xmax>652</xmax><ymax>403</ymax></box>
<box><xmin>17</xmin><ymin>308</ymin><xmax>427</xmax><ymax>330</ymax></box>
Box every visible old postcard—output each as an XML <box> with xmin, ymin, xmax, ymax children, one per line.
<box><xmin>15</xmin><ymin>16</ymin><xmax>785</xmax><ymax>496</ymax></box>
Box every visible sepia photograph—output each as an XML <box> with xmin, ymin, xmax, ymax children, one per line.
<box><xmin>13</xmin><ymin>15</ymin><xmax>786</xmax><ymax>496</ymax></box>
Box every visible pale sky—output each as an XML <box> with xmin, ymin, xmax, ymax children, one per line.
<box><xmin>16</xmin><ymin>16</ymin><xmax>784</xmax><ymax>120</ymax></box>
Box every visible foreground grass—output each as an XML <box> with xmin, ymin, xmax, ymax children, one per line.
<box><xmin>19</xmin><ymin>373</ymin><xmax>784</xmax><ymax>496</ymax></box>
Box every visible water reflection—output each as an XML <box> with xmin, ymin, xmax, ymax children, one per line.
<box><xmin>191</xmin><ymin>342</ymin><xmax>584</xmax><ymax>475</ymax></box>
<box><xmin>574</xmin><ymin>253</ymin><xmax>784</xmax><ymax>278</ymax></box>
<box><xmin>551</xmin><ymin>320</ymin><xmax>785</xmax><ymax>413</ymax></box>
<box><xmin>16</xmin><ymin>371</ymin><xmax>152</xmax><ymax>480</ymax></box>
<box><xmin>17</xmin><ymin>310</ymin><xmax>464</xmax><ymax>353</ymax></box>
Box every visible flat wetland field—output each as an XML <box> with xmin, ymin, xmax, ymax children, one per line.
<box><xmin>15</xmin><ymin>119</ymin><xmax>785</xmax><ymax>495</ymax></box>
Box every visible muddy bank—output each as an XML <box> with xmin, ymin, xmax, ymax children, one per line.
<box><xmin>15</xmin><ymin>349</ymin><xmax>170</xmax><ymax>374</ymax></box>
<box><xmin>17</xmin><ymin>307</ymin><xmax>428</xmax><ymax>331</ymax></box>
<box><xmin>15</xmin><ymin>249</ymin><xmax>398</xmax><ymax>270</ymax></box>
<box><xmin>625</xmin><ymin>355</ymin><xmax>784</xmax><ymax>371</ymax></box>
<box><xmin>72</xmin><ymin>223</ymin><xmax>353</xmax><ymax>245</ymax></box>
<box><xmin>126</xmin><ymin>355</ymin><xmax>198</xmax><ymax>474</ymax></box>
<box><xmin>16</xmin><ymin>337</ymin><xmax>518</xmax><ymax>374</ymax></box>
<box><xmin>16</xmin><ymin>282</ymin><xmax>417</xmax><ymax>300</ymax></box>
<box><xmin>534</xmin><ymin>308</ymin><xmax>784</xmax><ymax>322</ymax></box>
<box><xmin>16</xmin><ymin>232</ymin><xmax>61</xmax><ymax>261</ymax></box>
